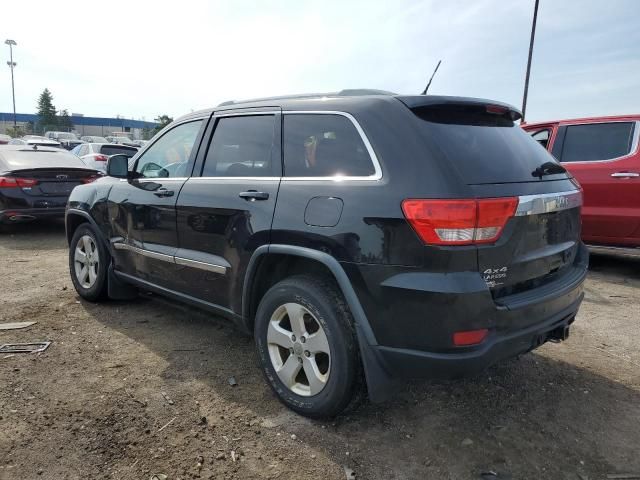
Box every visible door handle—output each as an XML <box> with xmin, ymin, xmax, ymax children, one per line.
<box><xmin>239</xmin><ymin>190</ymin><xmax>269</xmax><ymax>201</ymax></box>
<box><xmin>153</xmin><ymin>188</ymin><xmax>175</xmax><ymax>197</ymax></box>
<box><xmin>611</xmin><ymin>172</ymin><xmax>640</xmax><ymax>178</ymax></box>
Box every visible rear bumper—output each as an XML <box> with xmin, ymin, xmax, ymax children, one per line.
<box><xmin>346</xmin><ymin>243</ymin><xmax>588</xmax><ymax>380</ymax></box>
<box><xmin>374</xmin><ymin>295</ymin><xmax>581</xmax><ymax>379</ymax></box>
<box><xmin>0</xmin><ymin>207</ymin><xmax>66</xmax><ymax>223</ymax></box>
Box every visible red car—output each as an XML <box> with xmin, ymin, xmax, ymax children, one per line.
<box><xmin>523</xmin><ymin>115</ymin><xmax>640</xmax><ymax>254</ymax></box>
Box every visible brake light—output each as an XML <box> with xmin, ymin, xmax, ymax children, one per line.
<box><xmin>486</xmin><ymin>104</ymin><xmax>508</xmax><ymax>115</ymax></box>
<box><xmin>401</xmin><ymin>197</ymin><xmax>518</xmax><ymax>245</ymax></box>
<box><xmin>94</xmin><ymin>154</ymin><xmax>108</xmax><ymax>162</ymax></box>
<box><xmin>453</xmin><ymin>329</ymin><xmax>489</xmax><ymax>346</ymax></box>
<box><xmin>0</xmin><ymin>176</ymin><xmax>39</xmax><ymax>188</ymax></box>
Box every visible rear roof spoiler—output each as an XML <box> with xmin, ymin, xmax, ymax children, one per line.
<box><xmin>395</xmin><ymin>95</ymin><xmax>522</xmax><ymax>121</ymax></box>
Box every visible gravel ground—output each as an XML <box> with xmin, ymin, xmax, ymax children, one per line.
<box><xmin>1</xmin><ymin>220</ymin><xmax>639</xmax><ymax>480</ymax></box>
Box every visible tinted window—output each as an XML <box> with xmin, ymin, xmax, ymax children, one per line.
<box><xmin>412</xmin><ymin>105</ymin><xmax>563</xmax><ymax>184</ymax></box>
<box><xmin>283</xmin><ymin>114</ymin><xmax>374</xmax><ymax>177</ymax></box>
<box><xmin>135</xmin><ymin>120</ymin><xmax>202</xmax><ymax>178</ymax></box>
<box><xmin>100</xmin><ymin>145</ymin><xmax>137</xmax><ymax>157</ymax></box>
<box><xmin>202</xmin><ymin>115</ymin><xmax>276</xmax><ymax>177</ymax></box>
<box><xmin>560</xmin><ymin>122</ymin><xmax>635</xmax><ymax>162</ymax></box>
<box><xmin>530</xmin><ymin>129</ymin><xmax>550</xmax><ymax>149</ymax></box>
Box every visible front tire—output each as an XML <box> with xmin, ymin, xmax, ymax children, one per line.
<box><xmin>255</xmin><ymin>275</ymin><xmax>362</xmax><ymax>418</ymax></box>
<box><xmin>69</xmin><ymin>223</ymin><xmax>109</xmax><ymax>301</ymax></box>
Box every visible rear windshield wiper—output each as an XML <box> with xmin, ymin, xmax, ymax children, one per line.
<box><xmin>532</xmin><ymin>161</ymin><xmax>566</xmax><ymax>178</ymax></box>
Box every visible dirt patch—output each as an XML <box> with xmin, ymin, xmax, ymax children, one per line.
<box><xmin>1</xmin><ymin>221</ymin><xmax>639</xmax><ymax>479</ymax></box>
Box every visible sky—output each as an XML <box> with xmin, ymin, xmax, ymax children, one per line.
<box><xmin>2</xmin><ymin>0</ymin><xmax>640</xmax><ymax>123</ymax></box>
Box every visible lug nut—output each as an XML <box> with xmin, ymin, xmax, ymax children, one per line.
<box><xmin>304</xmin><ymin>351</ymin><xmax>310</xmax><ymax>357</ymax></box>
<box><xmin>300</xmin><ymin>336</ymin><xmax>306</xmax><ymax>343</ymax></box>
<box><xmin>291</xmin><ymin>335</ymin><xmax>296</xmax><ymax>342</ymax></box>
<box><xmin>289</xmin><ymin>347</ymin><xmax>294</xmax><ymax>354</ymax></box>
<box><xmin>298</xmin><ymin>357</ymin><xmax>303</xmax><ymax>363</ymax></box>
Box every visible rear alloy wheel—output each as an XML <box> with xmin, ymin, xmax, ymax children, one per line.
<box><xmin>255</xmin><ymin>275</ymin><xmax>362</xmax><ymax>418</ymax></box>
<box><xmin>267</xmin><ymin>302</ymin><xmax>331</xmax><ymax>397</ymax></box>
<box><xmin>69</xmin><ymin>223</ymin><xmax>109</xmax><ymax>301</ymax></box>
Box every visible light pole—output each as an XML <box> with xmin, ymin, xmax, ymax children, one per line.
<box><xmin>5</xmin><ymin>39</ymin><xmax>17</xmax><ymax>128</ymax></box>
<box><xmin>521</xmin><ymin>0</ymin><xmax>539</xmax><ymax>123</ymax></box>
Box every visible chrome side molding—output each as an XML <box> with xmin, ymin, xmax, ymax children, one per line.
<box><xmin>113</xmin><ymin>242</ymin><xmax>228</xmax><ymax>274</ymax></box>
<box><xmin>515</xmin><ymin>190</ymin><xmax>582</xmax><ymax>217</ymax></box>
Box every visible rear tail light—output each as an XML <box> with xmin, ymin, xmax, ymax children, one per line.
<box><xmin>453</xmin><ymin>329</ymin><xmax>489</xmax><ymax>346</ymax></box>
<box><xmin>94</xmin><ymin>154</ymin><xmax>108</xmax><ymax>162</ymax></box>
<box><xmin>401</xmin><ymin>197</ymin><xmax>518</xmax><ymax>245</ymax></box>
<box><xmin>0</xmin><ymin>176</ymin><xmax>39</xmax><ymax>188</ymax></box>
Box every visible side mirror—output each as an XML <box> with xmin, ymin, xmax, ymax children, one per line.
<box><xmin>106</xmin><ymin>154</ymin><xmax>130</xmax><ymax>178</ymax></box>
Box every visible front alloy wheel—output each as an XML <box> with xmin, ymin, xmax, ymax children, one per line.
<box><xmin>73</xmin><ymin>234</ymin><xmax>99</xmax><ymax>289</ymax></box>
<box><xmin>69</xmin><ymin>223</ymin><xmax>109</xmax><ymax>301</ymax></box>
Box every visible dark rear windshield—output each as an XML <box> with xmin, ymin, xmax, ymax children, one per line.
<box><xmin>413</xmin><ymin>105</ymin><xmax>565</xmax><ymax>184</ymax></box>
<box><xmin>100</xmin><ymin>145</ymin><xmax>137</xmax><ymax>156</ymax></box>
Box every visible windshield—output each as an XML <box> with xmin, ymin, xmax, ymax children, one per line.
<box><xmin>58</xmin><ymin>133</ymin><xmax>78</xmax><ymax>140</ymax></box>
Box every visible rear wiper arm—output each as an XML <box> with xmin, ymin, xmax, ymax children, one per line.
<box><xmin>532</xmin><ymin>161</ymin><xmax>566</xmax><ymax>178</ymax></box>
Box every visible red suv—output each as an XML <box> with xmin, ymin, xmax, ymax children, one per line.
<box><xmin>523</xmin><ymin>115</ymin><xmax>640</xmax><ymax>253</ymax></box>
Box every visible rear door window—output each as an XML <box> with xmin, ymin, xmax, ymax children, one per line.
<box><xmin>201</xmin><ymin>115</ymin><xmax>277</xmax><ymax>177</ymax></box>
<box><xmin>559</xmin><ymin>122</ymin><xmax>635</xmax><ymax>162</ymax></box>
<box><xmin>283</xmin><ymin>114</ymin><xmax>375</xmax><ymax>178</ymax></box>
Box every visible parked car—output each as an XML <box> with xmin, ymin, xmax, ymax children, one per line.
<box><xmin>71</xmin><ymin>143</ymin><xmax>138</xmax><ymax>171</ymax></box>
<box><xmin>44</xmin><ymin>131</ymin><xmax>85</xmax><ymax>150</ymax></box>
<box><xmin>0</xmin><ymin>145</ymin><xmax>101</xmax><ymax>229</ymax></box>
<box><xmin>80</xmin><ymin>136</ymin><xmax>109</xmax><ymax>143</ymax></box>
<box><xmin>0</xmin><ymin>134</ymin><xmax>11</xmax><ymax>145</ymax></box>
<box><xmin>66</xmin><ymin>91</ymin><xmax>587</xmax><ymax>417</ymax></box>
<box><xmin>522</xmin><ymin>115</ymin><xmax>639</xmax><ymax>254</ymax></box>
<box><xmin>8</xmin><ymin>136</ymin><xmax>62</xmax><ymax>148</ymax></box>
<box><xmin>106</xmin><ymin>134</ymin><xmax>138</xmax><ymax>147</ymax></box>
<box><xmin>132</xmin><ymin>139</ymin><xmax>149</xmax><ymax>148</ymax></box>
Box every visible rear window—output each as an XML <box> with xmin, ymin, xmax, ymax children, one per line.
<box><xmin>559</xmin><ymin>122</ymin><xmax>635</xmax><ymax>162</ymax></box>
<box><xmin>413</xmin><ymin>105</ymin><xmax>563</xmax><ymax>184</ymax></box>
<box><xmin>100</xmin><ymin>145</ymin><xmax>137</xmax><ymax>156</ymax></box>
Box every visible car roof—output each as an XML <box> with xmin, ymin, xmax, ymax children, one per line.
<box><xmin>175</xmin><ymin>90</ymin><xmax>522</xmax><ymax>122</ymax></box>
<box><xmin>523</xmin><ymin>114</ymin><xmax>640</xmax><ymax>129</ymax></box>
<box><xmin>0</xmin><ymin>145</ymin><xmax>94</xmax><ymax>171</ymax></box>
<box><xmin>91</xmin><ymin>143</ymin><xmax>137</xmax><ymax>148</ymax></box>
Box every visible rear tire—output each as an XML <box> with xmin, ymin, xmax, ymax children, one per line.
<box><xmin>69</xmin><ymin>223</ymin><xmax>109</xmax><ymax>301</ymax></box>
<box><xmin>255</xmin><ymin>274</ymin><xmax>362</xmax><ymax>418</ymax></box>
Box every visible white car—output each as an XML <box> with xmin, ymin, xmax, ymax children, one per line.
<box><xmin>8</xmin><ymin>135</ymin><xmax>62</xmax><ymax>148</ymax></box>
<box><xmin>71</xmin><ymin>143</ymin><xmax>138</xmax><ymax>171</ymax></box>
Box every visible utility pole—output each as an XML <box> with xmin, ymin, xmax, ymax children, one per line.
<box><xmin>5</xmin><ymin>39</ymin><xmax>17</xmax><ymax>128</ymax></box>
<box><xmin>521</xmin><ymin>0</ymin><xmax>540</xmax><ymax>122</ymax></box>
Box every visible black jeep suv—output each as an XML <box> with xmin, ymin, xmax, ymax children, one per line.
<box><xmin>66</xmin><ymin>90</ymin><xmax>588</xmax><ymax>417</ymax></box>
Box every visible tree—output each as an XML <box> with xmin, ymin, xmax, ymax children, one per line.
<box><xmin>6</xmin><ymin>125</ymin><xmax>25</xmax><ymax>138</ymax></box>
<box><xmin>37</xmin><ymin>88</ymin><xmax>57</xmax><ymax>132</ymax></box>
<box><xmin>58</xmin><ymin>109</ymin><xmax>74</xmax><ymax>131</ymax></box>
<box><xmin>153</xmin><ymin>114</ymin><xmax>173</xmax><ymax>135</ymax></box>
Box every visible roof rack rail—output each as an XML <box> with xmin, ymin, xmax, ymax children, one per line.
<box><xmin>218</xmin><ymin>89</ymin><xmax>397</xmax><ymax>107</ymax></box>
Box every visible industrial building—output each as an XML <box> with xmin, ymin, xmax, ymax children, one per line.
<box><xmin>0</xmin><ymin>112</ymin><xmax>158</xmax><ymax>139</ymax></box>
